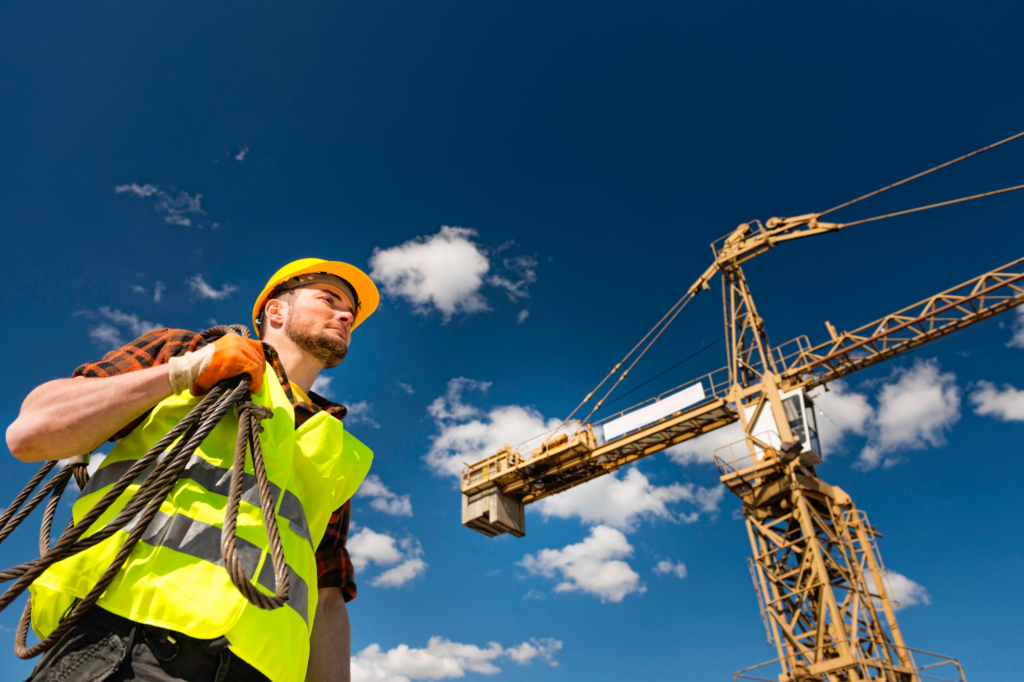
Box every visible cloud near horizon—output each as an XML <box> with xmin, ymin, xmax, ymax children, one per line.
<box><xmin>351</xmin><ymin>636</ymin><xmax>561</xmax><ymax>682</ymax></box>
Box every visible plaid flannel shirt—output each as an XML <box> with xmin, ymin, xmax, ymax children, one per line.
<box><xmin>72</xmin><ymin>328</ymin><xmax>358</xmax><ymax>602</ymax></box>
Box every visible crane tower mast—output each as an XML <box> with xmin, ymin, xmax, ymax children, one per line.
<box><xmin>460</xmin><ymin>207</ymin><xmax>1024</xmax><ymax>680</ymax></box>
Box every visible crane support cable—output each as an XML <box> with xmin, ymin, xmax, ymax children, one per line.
<box><xmin>580</xmin><ymin>290</ymin><xmax>698</xmax><ymax>425</ymax></box>
<box><xmin>602</xmin><ymin>335</ymin><xmax>724</xmax><ymax>410</ymax></box>
<box><xmin>835</xmin><ymin>183</ymin><xmax>1024</xmax><ymax>229</ymax></box>
<box><xmin>818</xmin><ymin>129</ymin><xmax>1024</xmax><ymax>219</ymax></box>
<box><xmin>559</xmin><ymin>287</ymin><xmax>699</xmax><ymax>426</ymax></box>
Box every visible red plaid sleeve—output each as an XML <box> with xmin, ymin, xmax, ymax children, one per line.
<box><xmin>72</xmin><ymin>329</ymin><xmax>207</xmax><ymax>441</ymax></box>
<box><xmin>316</xmin><ymin>500</ymin><xmax>357</xmax><ymax>602</ymax></box>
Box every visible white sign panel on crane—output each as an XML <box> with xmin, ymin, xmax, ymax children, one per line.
<box><xmin>602</xmin><ymin>382</ymin><xmax>706</xmax><ymax>442</ymax></box>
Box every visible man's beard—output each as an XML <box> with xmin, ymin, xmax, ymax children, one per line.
<box><xmin>284</xmin><ymin>314</ymin><xmax>348</xmax><ymax>369</ymax></box>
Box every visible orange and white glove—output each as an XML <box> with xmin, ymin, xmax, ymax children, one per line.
<box><xmin>168</xmin><ymin>336</ymin><xmax>266</xmax><ymax>396</ymax></box>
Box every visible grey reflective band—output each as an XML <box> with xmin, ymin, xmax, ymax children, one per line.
<box><xmin>81</xmin><ymin>456</ymin><xmax>313</xmax><ymax>547</ymax></box>
<box><xmin>124</xmin><ymin>510</ymin><xmax>310</xmax><ymax>626</ymax></box>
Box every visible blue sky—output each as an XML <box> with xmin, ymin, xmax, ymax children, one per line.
<box><xmin>2</xmin><ymin>2</ymin><xmax>1024</xmax><ymax>680</ymax></box>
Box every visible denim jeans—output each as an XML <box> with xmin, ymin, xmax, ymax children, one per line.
<box><xmin>25</xmin><ymin>607</ymin><xmax>269</xmax><ymax>682</ymax></box>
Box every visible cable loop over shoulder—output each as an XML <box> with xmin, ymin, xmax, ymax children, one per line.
<box><xmin>0</xmin><ymin>323</ymin><xmax>289</xmax><ymax>659</ymax></box>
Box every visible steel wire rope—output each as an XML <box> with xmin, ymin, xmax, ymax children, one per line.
<box><xmin>817</xmin><ymin>130</ymin><xmax>1024</xmax><ymax>219</ymax></box>
<box><xmin>0</xmin><ymin>324</ymin><xmax>293</xmax><ymax>659</ymax></box>
<box><xmin>558</xmin><ymin>290</ymin><xmax>698</xmax><ymax>427</ymax></box>
<box><xmin>833</xmin><ymin>183</ymin><xmax>1024</xmax><ymax>229</ymax></box>
<box><xmin>579</xmin><ymin>291</ymin><xmax>698</xmax><ymax>425</ymax></box>
<box><xmin>601</xmin><ymin>336</ymin><xmax>725</xmax><ymax>411</ymax></box>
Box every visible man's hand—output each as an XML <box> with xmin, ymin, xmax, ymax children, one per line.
<box><xmin>169</xmin><ymin>335</ymin><xmax>266</xmax><ymax>396</ymax></box>
<box><xmin>307</xmin><ymin>588</ymin><xmax>351</xmax><ymax>682</ymax></box>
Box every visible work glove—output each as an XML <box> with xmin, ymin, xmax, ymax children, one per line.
<box><xmin>168</xmin><ymin>335</ymin><xmax>266</xmax><ymax>396</ymax></box>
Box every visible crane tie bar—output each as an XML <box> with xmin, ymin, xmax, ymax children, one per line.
<box><xmin>0</xmin><ymin>324</ymin><xmax>291</xmax><ymax>659</ymax></box>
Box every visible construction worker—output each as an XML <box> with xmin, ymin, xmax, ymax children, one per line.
<box><xmin>5</xmin><ymin>259</ymin><xmax>379</xmax><ymax>682</ymax></box>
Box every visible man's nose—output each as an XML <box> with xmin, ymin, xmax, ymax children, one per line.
<box><xmin>336</xmin><ymin>309</ymin><xmax>355</xmax><ymax>326</ymax></box>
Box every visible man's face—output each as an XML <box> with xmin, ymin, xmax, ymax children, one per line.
<box><xmin>282</xmin><ymin>283</ymin><xmax>356</xmax><ymax>368</ymax></box>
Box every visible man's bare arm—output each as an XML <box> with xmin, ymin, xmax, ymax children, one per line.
<box><xmin>6</xmin><ymin>367</ymin><xmax>173</xmax><ymax>462</ymax></box>
<box><xmin>307</xmin><ymin>587</ymin><xmax>351</xmax><ymax>682</ymax></box>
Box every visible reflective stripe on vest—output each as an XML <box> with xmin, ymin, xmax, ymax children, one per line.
<box><xmin>28</xmin><ymin>364</ymin><xmax>373</xmax><ymax>682</ymax></box>
<box><xmin>82</xmin><ymin>454</ymin><xmax>314</xmax><ymax>547</ymax></box>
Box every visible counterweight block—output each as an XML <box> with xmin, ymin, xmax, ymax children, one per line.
<box><xmin>462</xmin><ymin>486</ymin><xmax>525</xmax><ymax>538</ymax></box>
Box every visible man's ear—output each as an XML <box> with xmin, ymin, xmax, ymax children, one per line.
<box><xmin>264</xmin><ymin>298</ymin><xmax>286</xmax><ymax>329</ymax></box>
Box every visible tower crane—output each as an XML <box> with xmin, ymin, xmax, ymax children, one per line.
<box><xmin>459</xmin><ymin>133</ymin><xmax>1024</xmax><ymax>682</ymax></box>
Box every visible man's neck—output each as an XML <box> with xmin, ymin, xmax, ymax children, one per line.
<box><xmin>263</xmin><ymin>333</ymin><xmax>321</xmax><ymax>395</ymax></box>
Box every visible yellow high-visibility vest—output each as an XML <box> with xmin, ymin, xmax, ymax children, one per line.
<box><xmin>29</xmin><ymin>364</ymin><xmax>373</xmax><ymax>682</ymax></box>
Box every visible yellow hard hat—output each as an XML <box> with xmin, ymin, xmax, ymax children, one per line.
<box><xmin>253</xmin><ymin>258</ymin><xmax>380</xmax><ymax>335</ymax></box>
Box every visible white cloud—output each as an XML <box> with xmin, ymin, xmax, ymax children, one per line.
<box><xmin>311</xmin><ymin>376</ymin><xmax>335</xmax><ymax>398</ymax></box>
<box><xmin>346</xmin><ymin>401</ymin><xmax>381</xmax><ymax>429</ymax></box>
<box><xmin>488</xmin><ymin>256</ymin><xmax>538</xmax><ymax>302</ymax></box>
<box><xmin>1006</xmin><ymin>316</ymin><xmax>1024</xmax><ymax>348</ymax></box>
<box><xmin>348</xmin><ymin>528</ymin><xmax>403</xmax><ymax>571</ymax></box>
<box><xmin>372</xmin><ymin>547</ymin><xmax>428</xmax><ymax>588</ymax></box>
<box><xmin>115</xmin><ymin>183</ymin><xmax>159</xmax><ymax>197</ymax></box>
<box><xmin>519</xmin><ymin>525</ymin><xmax>646</xmax><ymax>603</ymax></box>
<box><xmin>356</xmin><ymin>474</ymin><xmax>413</xmax><ymax>516</ymax></box>
<box><xmin>351</xmin><ymin>636</ymin><xmax>561</xmax><ymax>682</ymax></box>
<box><xmin>369</xmin><ymin>226</ymin><xmax>491</xmax><ymax>320</ymax></box>
<box><xmin>349</xmin><ymin>528</ymin><xmax>428</xmax><ymax>588</ymax></box>
<box><xmin>424</xmin><ymin>378</ymin><xmax>565</xmax><ymax>478</ymax></box>
<box><xmin>665</xmin><ymin>421</ymin><xmax>745</xmax><ymax>467</ymax></box>
<box><xmin>130</xmin><ymin>284</ymin><xmax>146</xmax><ymax>294</ymax></box>
<box><xmin>153</xmin><ymin>282</ymin><xmax>165</xmax><ymax>303</ymax></box>
<box><xmin>665</xmin><ymin>369</ymin><xmax>958</xmax><ymax>473</ymax></box>
<box><xmin>856</xmin><ymin>360</ymin><xmax>960</xmax><ymax>471</ymax></box>
<box><xmin>882</xmin><ymin>570</ymin><xmax>931</xmax><ymax>610</ymax></box>
<box><xmin>88</xmin><ymin>324</ymin><xmax>124</xmax><ymax>348</ymax></box>
<box><xmin>188</xmin><ymin>274</ymin><xmax>239</xmax><ymax>300</ymax></box>
<box><xmin>814</xmin><ymin>381</ymin><xmax>873</xmax><ymax>453</ymax></box>
<box><xmin>98</xmin><ymin>307</ymin><xmax>162</xmax><ymax>337</ymax></box>
<box><xmin>516</xmin><ymin>310</ymin><xmax>529</xmax><ymax>324</ymax></box>
<box><xmin>534</xmin><ymin>467</ymin><xmax>723</xmax><ymax>531</ymax></box>
<box><xmin>970</xmin><ymin>380</ymin><xmax>1024</xmax><ymax>421</ymax></box>
<box><xmin>86</xmin><ymin>307</ymin><xmax>163</xmax><ymax>348</ymax></box>
<box><xmin>235</xmin><ymin>145</ymin><xmax>249</xmax><ymax>162</ymax></box>
<box><xmin>397</xmin><ymin>382</ymin><xmax>415</xmax><ymax>395</ymax></box>
<box><xmin>116</xmin><ymin>183</ymin><xmax>208</xmax><ymax>227</ymax></box>
<box><xmin>653</xmin><ymin>560</ymin><xmax>688</xmax><ymax>580</ymax></box>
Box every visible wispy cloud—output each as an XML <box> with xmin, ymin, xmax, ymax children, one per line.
<box><xmin>517</xmin><ymin>309</ymin><xmax>529</xmax><ymax>324</ymax></box>
<box><xmin>188</xmin><ymin>274</ymin><xmax>239</xmax><ymax>300</ymax></box>
<box><xmin>130</xmin><ymin>281</ymin><xmax>166</xmax><ymax>303</ymax></box>
<box><xmin>488</xmin><ymin>255</ymin><xmax>538</xmax><ymax>302</ymax></box>
<box><xmin>346</xmin><ymin>401</ymin><xmax>381</xmax><ymax>429</ymax></box>
<box><xmin>235</xmin><ymin>145</ymin><xmax>249</xmax><ymax>162</ymax></box>
<box><xmin>653</xmin><ymin>560</ymin><xmax>688</xmax><ymax>580</ymax></box>
<box><xmin>116</xmin><ymin>183</ymin><xmax>212</xmax><ymax>228</ymax></box>
<box><xmin>397</xmin><ymin>381</ymin><xmax>415</xmax><ymax>395</ymax></box>
<box><xmin>84</xmin><ymin>307</ymin><xmax>163</xmax><ymax>348</ymax></box>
